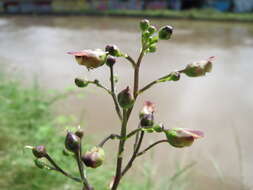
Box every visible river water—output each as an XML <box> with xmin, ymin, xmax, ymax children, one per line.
<box><xmin>0</xmin><ymin>16</ymin><xmax>253</xmax><ymax>190</ymax></box>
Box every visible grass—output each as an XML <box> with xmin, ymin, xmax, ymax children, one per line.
<box><xmin>0</xmin><ymin>70</ymin><xmax>197</xmax><ymax>190</ymax></box>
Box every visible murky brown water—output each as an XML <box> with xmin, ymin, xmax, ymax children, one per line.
<box><xmin>0</xmin><ymin>16</ymin><xmax>253</xmax><ymax>190</ymax></box>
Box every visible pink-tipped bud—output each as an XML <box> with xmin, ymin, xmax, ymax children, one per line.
<box><xmin>68</xmin><ymin>49</ymin><xmax>106</xmax><ymax>70</ymax></box>
<box><xmin>32</xmin><ymin>145</ymin><xmax>47</xmax><ymax>158</ymax></box>
<box><xmin>164</xmin><ymin>128</ymin><xmax>204</xmax><ymax>148</ymax></box>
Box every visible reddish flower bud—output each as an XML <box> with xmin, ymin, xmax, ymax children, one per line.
<box><xmin>183</xmin><ymin>57</ymin><xmax>214</xmax><ymax>77</ymax></box>
<box><xmin>117</xmin><ymin>86</ymin><xmax>134</xmax><ymax>109</ymax></box>
<box><xmin>68</xmin><ymin>49</ymin><xmax>106</xmax><ymax>70</ymax></box>
<box><xmin>65</xmin><ymin>132</ymin><xmax>79</xmax><ymax>153</ymax></box>
<box><xmin>139</xmin><ymin>101</ymin><xmax>155</xmax><ymax>119</ymax></box>
<box><xmin>81</xmin><ymin>147</ymin><xmax>105</xmax><ymax>168</ymax></box>
<box><xmin>32</xmin><ymin>145</ymin><xmax>47</xmax><ymax>158</ymax></box>
<box><xmin>164</xmin><ymin>128</ymin><xmax>204</xmax><ymax>148</ymax></box>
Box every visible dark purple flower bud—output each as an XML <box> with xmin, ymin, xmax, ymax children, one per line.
<box><xmin>140</xmin><ymin>114</ymin><xmax>154</xmax><ymax>127</ymax></box>
<box><xmin>75</xmin><ymin>127</ymin><xmax>84</xmax><ymax>139</ymax></box>
<box><xmin>106</xmin><ymin>55</ymin><xmax>116</xmax><ymax>67</ymax></box>
<box><xmin>32</xmin><ymin>145</ymin><xmax>47</xmax><ymax>158</ymax></box>
<box><xmin>117</xmin><ymin>86</ymin><xmax>134</xmax><ymax>109</ymax></box>
<box><xmin>81</xmin><ymin>147</ymin><xmax>105</xmax><ymax>168</ymax></box>
<box><xmin>105</xmin><ymin>45</ymin><xmax>121</xmax><ymax>57</ymax></box>
<box><xmin>158</xmin><ymin>25</ymin><xmax>173</xmax><ymax>40</ymax></box>
<box><xmin>164</xmin><ymin>128</ymin><xmax>204</xmax><ymax>148</ymax></box>
<box><xmin>65</xmin><ymin>132</ymin><xmax>79</xmax><ymax>153</ymax></box>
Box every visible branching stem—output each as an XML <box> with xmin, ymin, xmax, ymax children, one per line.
<box><xmin>98</xmin><ymin>134</ymin><xmax>121</xmax><ymax>147</ymax></box>
<box><xmin>136</xmin><ymin>140</ymin><xmax>168</xmax><ymax>157</ymax></box>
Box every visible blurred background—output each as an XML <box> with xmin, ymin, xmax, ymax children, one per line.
<box><xmin>0</xmin><ymin>1</ymin><xmax>253</xmax><ymax>190</ymax></box>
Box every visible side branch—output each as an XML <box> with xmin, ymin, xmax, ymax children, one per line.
<box><xmin>98</xmin><ymin>134</ymin><xmax>121</xmax><ymax>147</ymax></box>
<box><xmin>125</xmin><ymin>55</ymin><xmax>136</xmax><ymax>68</ymax></box>
<box><xmin>109</xmin><ymin>66</ymin><xmax>123</xmax><ymax>121</ymax></box>
<box><xmin>136</xmin><ymin>140</ymin><xmax>168</xmax><ymax>157</ymax></box>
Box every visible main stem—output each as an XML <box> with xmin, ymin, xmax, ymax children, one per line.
<box><xmin>111</xmin><ymin>109</ymin><xmax>128</xmax><ymax>190</ymax></box>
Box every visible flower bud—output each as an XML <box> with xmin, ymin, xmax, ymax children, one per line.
<box><xmin>164</xmin><ymin>128</ymin><xmax>203</xmax><ymax>148</ymax></box>
<box><xmin>183</xmin><ymin>57</ymin><xmax>214</xmax><ymax>77</ymax></box>
<box><xmin>32</xmin><ymin>145</ymin><xmax>47</xmax><ymax>158</ymax></box>
<box><xmin>75</xmin><ymin>78</ymin><xmax>89</xmax><ymax>88</ymax></box>
<box><xmin>75</xmin><ymin>127</ymin><xmax>84</xmax><ymax>139</ymax></box>
<box><xmin>117</xmin><ymin>86</ymin><xmax>134</xmax><ymax>109</ymax></box>
<box><xmin>170</xmin><ymin>71</ymin><xmax>180</xmax><ymax>81</ymax></box>
<box><xmin>106</xmin><ymin>55</ymin><xmax>116</xmax><ymax>67</ymax></box>
<box><xmin>148</xmin><ymin>44</ymin><xmax>157</xmax><ymax>53</ymax></box>
<box><xmin>81</xmin><ymin>147</ymin><xmax>105</xmax><ymax>168</ymax></box>
<box><xmin>153</xmin><ymin>123</ymin><xmax>164</xmax><ymax>133</ymax></box>
<box><xmin>140</xmin><ymin>114</ymin><xmax>154</xmax><ymax>127</ymax></box>
<box><xmin>105</xmin><ymin>45</ymin><xmax>121</xmax><ymax>57</ymax></box>
<box><xmin>158</xmin><ymin>25</ymin><xmax>173</xmax><ymax>40</ymax></box>
<box><xmin>148</xmin><ymin>25</ymin><xmax>157</xmax><ymax>35</ymax></box>
<box><xmin>68</xmin><ymin>49</ymin><xmax>106</xmax><ymax>70</ymax></box>
<box><xmin>139</xmin><ymin>101</ymin><xmax>155</xmax><ymax>119</ymax></box>
<box><xmin>65</xmin><ymin>132</ymin><xmax>80</xmax><ymax>153</ymax></box>
<box><xmin>140</xmin><ymin>19</ymin><xmax>150</xmax><ymax>31</ymax></box>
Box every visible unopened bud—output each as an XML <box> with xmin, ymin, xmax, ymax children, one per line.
<box><xmin>170</xmin><ymin>71</ymin><xmax>180</xmax><ymax>81</ymax></box>
<box><xmin>65</xmin><ymin>132</ymin><xmax>79</xmax><ymax>153</ymax></box>
<box><xmin>139</xmin><ymin>101</ymin><xmax>155</xmax><ymax>119</ymax></box>
<box><xmin>75</xmin><ymin>127</ymin><xmax>84</xmax><ymax>139</ymax></box>
<box><xmin>117</xmin><ymin>86</ymin><xmax>134</xmax><ymax>109</ymax></box>
<box><xmin>75</xmin><ymin>78</ymin><xmax>89</xmax><ymax>88</ymax></box>
<box><xmin>148</xmin><ymin>25</ymin><xmax>157</xmax><ymax>35</ymax></box>
<box><xmin>153</xmin><ymin>123</ymin><xmax>164</xmax><ymax>133</ymax></box>
<box><xmin>158</xmin><ymin>25</ymin><xmax>173</xmax><ymax>40</ymax></box>
<box><xmin>140</xmin><ymin>19</ymin><xmax>150</xmax><ymax>31</ymax></box>
<box><xmin>148</xmin><ymin>44</ymin><xmax>157</xmax><ymax>53</ymax></box>
<box><xmin>140</xmin><ymin>114</ymin><xmax>154</xmax><ymax>127</ymax></box>
<box><xmin>164</xmin><ymin>128</ymin><xmax>203</xmax><ymax>148</ymax></box>
<box><xmin>183</xmin><ymin>57</ymin><xmax>214</xmax><ymax>77</ymax></box>
<box><xmin>106</xmin><ymin>55</ymin><xmax>116</xmax><ymax>67</ymax></box>
<box><xmin>105</xmin><ymin>45</ymin><xmax>121</xmax><ymax>57</ymax></box>
<box><xmin>81</xmin><ymin>147</ymin><xmax>105</xmax><ymax>168</ymax></box>
<box><xmin>32</xmin><ymin>145</ymin><xmax>47</xmax><ymax>158</ymax></box>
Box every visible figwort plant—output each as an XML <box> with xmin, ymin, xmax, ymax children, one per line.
<box><xmin>26</xmin><ymin>19</ymin><xmax>214</xmax><ymax>190</ymax></box>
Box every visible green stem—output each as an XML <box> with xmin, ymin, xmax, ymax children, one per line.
<box><xmin>45</xmin><ymin>154</ymin><xmax>81</xmax><ymax>183</ymax></box>
<box><xmin>125</xmin><ymin>55</ymin><xmax>136</xmax><ymax>68</ymax></box>
<box><xmin>109</xmin><ymin>65</ymin><xmax>123</xmax><ymax>121</ymax></box>
<box><xmin>121</xmin><ymin>131</ymin><xmax>144</xmax><ymax>177</ymax></box>
<box><xmin>98</xmin><ymin>134</ymin><xmax>121</xmax><ymax>147</ymax></box>
<box><xmin>111</xmin><ymin>109</ymin><xmax>128</xmax><ymax>190</ymax></box>
<box><xmin>133</xmin><ymin>49</ymin><xmax>145</xmax><ymax>98</ymax></box>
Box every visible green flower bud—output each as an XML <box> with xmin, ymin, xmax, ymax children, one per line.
<box><xmin>153</xmin><ymin>123</ymin><xmax>164</xmax><ymax>133</ymax></box>
<box><xmin>106</xmin><ymin>55</ymin><xmax>116</xmax><ymax>67</ymax></box>
<box><xmin>65</xmin><ymin>132</ymin><xmax>80</xmax><ymax>153</ymax></box>
<box><xmin>170</xmin><ymin>72</ymin><xmax>180</xmax><ymax>81</ymax></box>
<box><xmin>117</xmin><ymin>86</ymin><xmax>134</xmax><ymax>109</ymax></box>
<box><xmin>142</xmin><ymin>31</ymin><xmax>151</xmax><ymax>39</ymax></box>
<box><xmin>183</xmin><ymin>57</ymin><xmax>214</xmax><ymax>77</ymax></box>
<box><xmin>158</xmin><ymin>25</ymin><xmax>173</xmax><ymax>40</ymax></box>
<box><xmin>148</xmin><ymin>44</ymin><xmax>157</xmax><ymax>53</ymax></box>
<box><xmin>81</xmin><ymin>147</ymin><xmax>105</xmax><ymax>168</ymax></box>
<box><xmin>164</xmin><ymin>128</ymin><xmax>203</xmax><ymax>148</ymax></box>
<box><xmin>34</xmin><ymin>159</ymin><xmax>45</xmax><ymax>169</ymax></box>
<box><xmin>148</xmin><ymin>25</ymin><xmax>157</xmax><ymax>35</ymax></box>
<box><xmin>105</xmin><ymin>45</ymin><xmax>122</xmax><ymax>57</ymax></box>
<box><xmin>140</xmin><ymin>19</ymin><xmax>150</xmax><ymax>31</ymax></box>
<box><xmin>32</xmin><ymin>145</ymin><xmax>47</xmax><ymax>158</ymax></box>
<box><xmin>68</xmin><ymin>49</ymin><xmax>107</xmax><ymax>70</ymax></box>
<box><xmin>140</xmin><ymin>114</ymin><xmax>154</xmax><ymax>127</ymax></box>
<box><xmin>75</xmin><ymin>78</ymin><xmax>89</xmax><ymax>88</ymax></box>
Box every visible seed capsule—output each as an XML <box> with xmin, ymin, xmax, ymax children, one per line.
<box><xmin>81</xmin><ymin>147</ymin><xmax>105</xmax><ymax>168</ymax></box>
<box><xmin>117</xmin><ymin>86</ymin><xmax>134</xmax><ymax>109</ymax></box>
